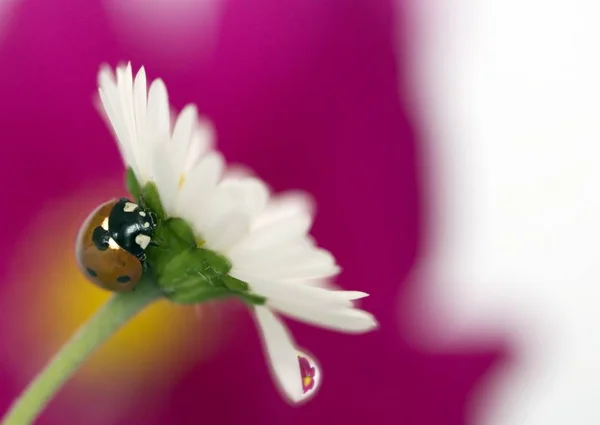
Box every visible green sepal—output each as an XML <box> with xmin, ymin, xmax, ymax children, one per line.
<box><xmin>125</xmin><ymin>168</ymin><xmax>142</xmax><ymax>203</ymax></box>
<box><xmin>222</xmin><ymin>276</ymin><xmax>266</xmax><ymax>305</ymax></box>
<box><xmin>237</xmin><ymin>292</ymin><xmax>267</xmax><ymax>306</ymax></box>
<box><xmin>145</xmin><ymin>218</ymin><xmax>196</xmax><ymax>279</ymax></box>
<box><xmin>156</xmin><ymin>249</ymin><xmax>233</xmax><ymax>304</ymax></box>
<box><xmin>223</xmin><ymin>275</ymin><xmax>248</xmax><ymax>292</ymax></box>
<box><xmin>165</xmin><ymin>217</ymin><xmax>196</xmax><ymax>248</ymax></box>
<box><xmin>197</xmin><ymin>248</ymin><xmax>231</xmax><ymax>275</ymax></box>
<box><xmin>171</xmin><ymin>286</ymin><xmax>234</xmax><ymax>305</ymax></box>
<box><xmin>140</xmin><ymin>182</ymin><xmax>166</xmax><ymax>221</ymax></box>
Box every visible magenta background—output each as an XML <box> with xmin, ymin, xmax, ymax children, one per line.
<box><xmin>0</xmin><ymin>0</ymin><xmax>504</xmax><ymax>423</ymax></box>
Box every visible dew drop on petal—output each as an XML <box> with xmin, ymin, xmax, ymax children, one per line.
<box><xmin>297</xmin><ymin>351</ymin><xmax>322</xmax><ymax>399</ymax></box>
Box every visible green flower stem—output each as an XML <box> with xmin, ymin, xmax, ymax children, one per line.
<box><xmin>1</xmin><ymin>278</ymin><xmax>163</xmax><ymax>425</ymax></box>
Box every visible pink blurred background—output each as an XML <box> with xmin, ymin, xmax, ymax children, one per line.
<box><xmin>0</xmin><ymin>0</ymin><xmax>505</xmax><ymax>424</ymax></box>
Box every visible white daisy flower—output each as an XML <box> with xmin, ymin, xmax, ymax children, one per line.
<box><xmin>97</xmin><ymin>63</ymin><xmax>379</xmax><ymax>403</ymax></box>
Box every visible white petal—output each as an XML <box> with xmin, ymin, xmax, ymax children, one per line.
<box><xmin>116</xmin><ymin>63</ymin><xmax>136</xmax><ymax>149</ymax></box>
<box><xmin>184</xmin><ymin>136</ymin><xmax>204</xmax><ymax>172</ymax></box>
<box><xmin>219</xmin><ymin>177</ymin><xmax>270</xmax><ymax>221</ymax></box>
<box><xmin>260</xmin><ymin>248</ymin><xmax>340</xmax><ymax>280</ymax></box>
<box><xmin>197</xmin><ymin>183</ymin><xmax>237</xmax><ymax>233</ymax></box>
<box><xmin>229</xmin><ymin>213</ymin><xmax>311</xmax><ymax>255</ymax></box>
<box><xmin>233</xmin><ymin>273</ymin><xmax>367</xmax><ymax>308</ymax></box>
<box><xmin>97</xmin><ymin>64</ymin><xmax>116</xmax><ymax>87</ymax></box>
<box><xmin>145</xmin><ymin>78</ymin><xmax>170</xmax><ymax>148</ymax></box>
<box><xmin>269</xmin><ymin>298</ymin><xmax>379</xmax><ymax>334</ymax></box>
<box><xmin>181</xmin><ymin>118</ymin><xmax>215</xmax><ymax>173</ymax></box>
<box><xmin>198</xmin><ymin>178</ymin><xmax>267</xmax><ymax>235</ymax></box>
<box><xmin>202</xmin><ymin>212</ymin><xmax>250</xmax><ymax>252</ymax></box>
<box><xmin>253</xmin><ymin>192</ymin><xmax>315</xmax><ymax>230</ymax></box>
<box><xmin>151</xmin><ymin>145</ymin><xmax>178</xmax><ymax>216</ymax></box>
<box><xmin>229</xmin><ymin>239</ymin><xmax>314</xmax><ymax>270</ymax></box>
<box><xmin>187</xmin><ymin>117</ymin><xmax>215</xmax><ymax>166</ymax></box>
<box><xmin>133</xmin><ymin>66</ymin><xmax>149</xmax><ymax>178</ymax></box>
<box><xmin>253</xmin><ymin>307</ymin><xmax>304</xmax><ymax>403</ymax></box>
<box><xmin>176</xmin><ymin>152</ymin><xmax>224</xmax><ymax>228</ymax></box>
<box><xmin>231</xmin><ymin>243</ymin><xmax>340</xmax><ymax>282</ymax></box>
<box><xmin>133</xmin><ymin>66</ymin><xmax>147</xmax><ymax>139</ymax></box>
<box><xmin>98</xmin><ymin>87</ymin><xmax>131</xmax><ymax>166</ymax></box>
<box><xmin>171</xmin><ymin>104</ymin><xmax>198</xmax><ymax>170</ymax></box>
<box><xmin>235</xmin><ymin>272</ymin><xmax>377</xmax><ymax>333</ymax></box>
<box><xmin>98</xmin><ymin>67</ymin><xmax>135</xmax><ymax>169</ymax></box>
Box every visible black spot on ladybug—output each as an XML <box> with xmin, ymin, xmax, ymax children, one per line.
<box><xmin>86</xmin><ymin>268</ymin><xmax>98</xmax><ymax>277</ymax></box>
<box><xmin>116</xmin><ymin>275</ymin><xmax>132</xmax><ymax>283</ymax></box>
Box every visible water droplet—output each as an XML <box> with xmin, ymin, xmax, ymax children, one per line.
<box><xmin>297</xmin><ymin>351</ymin><xmax>321</xmax><ymax>399</ymax></box>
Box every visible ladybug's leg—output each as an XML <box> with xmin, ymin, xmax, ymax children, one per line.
<box><xmin>150</xmin><ymin>233</ymin><xmax>165</xmax><ymax>246</ymax></box>
<box><xmin>138</xmin><ymin>252</ymin><xmax>149</xmax><ymax>271</ymax></box>
<box><xmin>138</xmin><ymin>193</ymin><xmax>148</xmax><ymax>210</ymax></box>
<box><xmin>147</xmin><ymin>211</ymin><xmax>159</xmax><ymax>228</ymax></box>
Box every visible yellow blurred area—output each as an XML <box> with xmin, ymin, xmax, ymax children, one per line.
<box><xmin>1</xmin><ymin>183</ymin><xmax>228</xmax><ymax>391</ymax></box>
<box><xmin>32</xmin><ymin>258</ymin><xmax>204</xmax><ymax>384</ymax></box>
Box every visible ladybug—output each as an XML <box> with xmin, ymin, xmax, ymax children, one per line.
<box><xmin>76</xmin><ymin>198</ymin><xmax>158</xmax><ymax>292</ymax></box>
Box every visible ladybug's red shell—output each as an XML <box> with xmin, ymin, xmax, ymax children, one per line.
<box><xmin>76</xmin><ymin>200</ymin><xmax>143</xmax><ymax>292</ymax></box>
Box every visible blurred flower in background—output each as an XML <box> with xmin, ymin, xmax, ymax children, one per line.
<box><xmin>0</xmin><ymin>0</ymin><xmax>504</xmax><ymax>424</ymax></box>
<box><xmin>405</xmin><ymin>1</ymin><xmax>600</xmax><ymax>425</ymax></box>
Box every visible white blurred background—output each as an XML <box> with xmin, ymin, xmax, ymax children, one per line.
<box><xmin>405</xmin><ymin>1</ymin><xmax>600</xmax><ymax>424</ymax></box>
